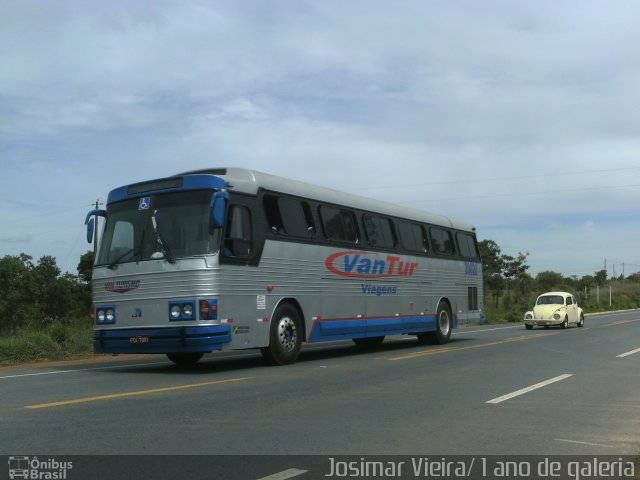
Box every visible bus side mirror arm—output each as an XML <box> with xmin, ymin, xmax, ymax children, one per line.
<box><xmin>85</xmin><ymin>209</ymin><xmax>106</xmax><ymax>244</ymax></box>
<box><xmin>211</xmin><ymin>191</ymin><xmax>229</xmax><ymax>230</ymax></box>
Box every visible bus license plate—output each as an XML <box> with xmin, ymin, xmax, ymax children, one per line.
<box><xmin>129</xmin><ymin>335</ymin><xmax>150</xmax><ymax>345</ymax></box>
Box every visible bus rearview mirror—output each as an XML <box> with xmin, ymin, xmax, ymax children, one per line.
<box><xmin>211</xmin><ymin>191</ymin><xmax>229</xmax><ymax>229</ymax></box>
<box><xmin>86</xmin><ymin>218</ymin><xmax>95</xmax><ymax>243</ymax></box>
<box><xmin>84</xmin><ymin>209</ymin><xmax>106</xmax><ymax>244</ymax></box>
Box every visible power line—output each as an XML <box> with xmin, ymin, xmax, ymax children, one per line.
<box><xmin>397</xmin><ymin>182</ymin><xmax>640</xmax><ymax>205</ymax></box>
<box><xmin>352</xmin><ymin>166</ymin><xmax>640</xmax><ymax>191</ymax></box>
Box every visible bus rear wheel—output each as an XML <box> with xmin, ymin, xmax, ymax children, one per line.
<box><xmin>416</xmin><ymin>301</ymin><xmax>452</xmax><ymax>345</ymax></box>
<box><xmin>261</xmin><ymin>303</ymin><xmax>302</xmax><ymax>365</ymax></box>
<box><xmin>166</xmin><ymin>352</ymin><xmax>204</xmax><ymax>367</ymax></box>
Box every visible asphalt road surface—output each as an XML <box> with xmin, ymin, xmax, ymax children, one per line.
<box><xmin>1</xmin><ymin>311</ymin><xmax>639</xmax><ymax>478</ymax></box>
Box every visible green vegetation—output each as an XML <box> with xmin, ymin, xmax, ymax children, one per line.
<box><xmin>0</xmin><ymin>252</ymin><xmax>94</xmax><ymax>365</ymax></box>
<box><xmin>479</xmin><ymin>240</ymin><xmax>640</xmax><ymax>323</ymax></box>
<box><xmin>0</xmin><ymin>319</ymin><xmax>93</xmax><ymax>365</ymax></box>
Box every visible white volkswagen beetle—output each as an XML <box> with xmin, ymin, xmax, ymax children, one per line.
<box><xmin>524</xmin><ymin>291</ymin><xmax>584</xmax><ymax>330</ymax></box>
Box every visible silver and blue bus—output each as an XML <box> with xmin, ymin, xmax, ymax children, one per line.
<box><xmin>86</xmin><ymin>168</ymin><xmax>483</xmax><ymax>366</ymax></box>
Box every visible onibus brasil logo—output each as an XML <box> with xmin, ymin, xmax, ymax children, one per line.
<box><xmin>8</xmin><ymin>456</ymin><xmax>73</xmax><ymax>480</ymax></box>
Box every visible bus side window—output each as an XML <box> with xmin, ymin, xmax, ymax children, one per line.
<box><xmin>224</xmin><ymin>205</ymin><xmax>253</xmax><ymax>258</ymax></box>
<box><xmin>398</xmin><ymin>222</ymin><xmax>428</xmax><ymax>253</ymax></box>
<box><xmin>430</xmin><ymin>227</ymin><xmax>453</xmax><ymax>255</ymax></box>
<box><xmin>320</xmin><ymin>205</ymin><xmax>359</xmax><ymax>243</ymax></box>
<box><xmin>263</xmin><ymin>195</ymin><xmax>284</xmax><ymax>234</ymax></box>
<box><xmin>279</xmin><ymin>197</ymin><xmax>316</xmax><ymax>237</ymax></box>
<box><xmin>264</xmin><ymin>194</ymin><xmax>316</xmax><ymax>237</ymax></box>
<box><xmin>456</xmin><ymin>232</ymin><xmax>480</xmax><ymax>259</ymax></box>
<box><xmin>301</xmin><ymin>202</ymin><xmax>316</xmax><ymax>235</ymax></box>
<box><xmin>363</xmin><ymin>214</ymin><xmax>396</xmax><ymax>248</ymax></box>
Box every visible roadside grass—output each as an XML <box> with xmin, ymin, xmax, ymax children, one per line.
<box><xmin>484</xmin><ymin>283</ymin><xmax>640</xmax><ymax>324</ymax></box>
<box><xmin>0</xmin><ymin>319</ymin><xmax>93</xmax><ymax>366</ymax></box>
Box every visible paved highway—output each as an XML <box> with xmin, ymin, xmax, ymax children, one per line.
<box><xmin>1</xmin><ymin>311</ymin><xmax>639</xmax><ymax>462</ymax></box>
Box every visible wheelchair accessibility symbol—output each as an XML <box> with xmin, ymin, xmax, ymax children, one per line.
<box><xmin>138</xmin><ymin>197</ymin><xmax>151</xmax><ymax>210</ymax></box>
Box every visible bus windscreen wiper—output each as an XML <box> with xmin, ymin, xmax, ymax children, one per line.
<box><xmin>151</xmin><ymin>209</ymin><xmax>175</xmax><ymax>264</ymax></box>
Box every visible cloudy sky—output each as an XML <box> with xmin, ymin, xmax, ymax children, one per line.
<box><xmin>1</xmin><ymin>0</ymin><xmax>639</xmax><ymax>278</ymax></box>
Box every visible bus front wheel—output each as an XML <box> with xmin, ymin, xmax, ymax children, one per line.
<box><xmin>261</xmin><ymin>304</ymin><xmax>302</xmax><ymax>365</ymax></box>
<box><xmin>166</xmin><ymin>352</ymin><xmax>203</xmax><ymax>367</ymax></box>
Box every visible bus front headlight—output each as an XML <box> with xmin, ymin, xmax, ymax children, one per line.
<box><xmin>95</xmin><ymin>305</ymin><xmax>116</xmax><ymax>324</ymax></box>
<box><xmin>169</xmin><ymin>301</ymin><xmax>196</xmax><ymax>321</ymax></box>
<box><xmin>170</xmin><ymin>305</ymin><xmax>182</xmax><ymax>320</ymax></box>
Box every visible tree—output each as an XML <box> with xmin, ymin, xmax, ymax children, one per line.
<box><xmin>33</xmin><ymin>256</ymin><xmax>64</xmax><ymax>323</ymax></box>
<box><xmin>503</xmin><ymin>252</ymin><xmax>531</xmax><ymax>302</ymax></box>
<box><xmin>594</xmin><ymin>269</ymin><xmax>608</xmax><ymax>287</ymax></box>
<box><xmin>536</xmin><ymin>271</ymin><xmax>565</xmax><ymax>292</ymax></box>
<box><xmin>77</xmin><ymin>251</ymin><xmax>94</xmax><ymax>284</ymax></box>
<box><xmin>478</xmin><ymin>240</ymin><xmax>533</xmax><ymax>308</ymax></box>
<box><xmin>0</xmin><ymin>254</ymin><xmax>38</xmax><ymax>331</ymax></box>
<box><xmin>478</xmin><ymin>240</ymin><xmax>506</xmax><ymax>307</ymax></box>
<box><xmin>0</xmin><ymin>253</ymin><xmax>92</xmax><ymax>332</ymax></box>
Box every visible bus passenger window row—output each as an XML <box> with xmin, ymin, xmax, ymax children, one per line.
<box><xmin>260</xmin><ymin>192</ymin><xmax>480</xmax><ymax>260</ymax></box>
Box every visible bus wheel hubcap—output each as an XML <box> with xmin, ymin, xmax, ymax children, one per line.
<box><xmin>278</xmin><ymin>317</ymin><xmax>297</xmax><ymax>351</ymax></box>
<box><xmin>438</xmin><ymin>311</ymin><xmax>450</xmax><ymax>335</ymax></box>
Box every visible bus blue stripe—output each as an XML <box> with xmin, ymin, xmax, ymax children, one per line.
<box><xmin>307</xmin><ymin>314</ymin><xmax>437</xmax><ymax>342</ymax></box>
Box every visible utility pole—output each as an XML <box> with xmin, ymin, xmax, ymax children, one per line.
<box><xmin>93</xmin><ymin>199</ymin><xmax>103</xmax><ymax>256</ymax></box>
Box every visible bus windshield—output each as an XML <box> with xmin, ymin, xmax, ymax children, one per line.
<box><xmin>96</xmin><ymin>190</ymin><xmax>218</xmax><ymax>267</ymax></box>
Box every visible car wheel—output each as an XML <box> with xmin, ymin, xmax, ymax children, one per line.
<box><xmin>561</xmin><ymin>316</ymin><xmax>568</xmax><ymax>329</ymax></box>
<box><xmin>578</xmin><ymin>314</ymin><xmax>584</xmax><ymax>327</ymax></box>
<box><xmin>261</xmin><ymin>303</ymin><xmax>302</xmax><ymax>365</ymax></box>
<box><xmin>525</xmin><ymin>324</ymin><xmax>533</xmax><ymax>330</ymax></box>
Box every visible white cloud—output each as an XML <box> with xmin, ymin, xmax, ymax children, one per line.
<box><xmin>1</xmin><ymin>0</ymin><xmax>640</xmax><ymax>276</ymax></box>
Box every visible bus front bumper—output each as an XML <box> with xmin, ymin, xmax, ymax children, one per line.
<box><xmin>93</xmin><ymin>325</ymin><xmax>232</xmax><ymax>354</ymax></box>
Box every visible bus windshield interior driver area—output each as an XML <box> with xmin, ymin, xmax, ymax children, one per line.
<box><xmin>86</xmin><ymin>168</ymin><xmax>483</xmax><ymax>367</ymax></box>
<box><xmin>96</xmin><ymin>190</ymin><xmax>219</xmax><ymax>268</ymax></box>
